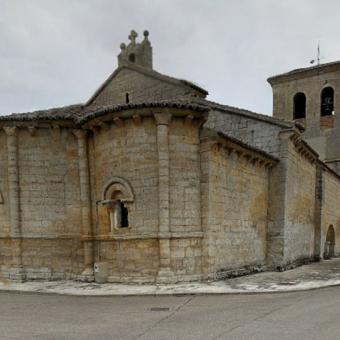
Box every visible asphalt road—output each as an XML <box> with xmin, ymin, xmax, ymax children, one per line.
<box><xmin>1</xmin><ymin>286</ymin><xmax>340</xmax><ymax>340</ymax></box>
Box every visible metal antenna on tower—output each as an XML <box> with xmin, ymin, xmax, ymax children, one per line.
<box><xmin>310</xmin><ymin>41</ymin><xmax>323</xmax><ymax>65</ymax></box>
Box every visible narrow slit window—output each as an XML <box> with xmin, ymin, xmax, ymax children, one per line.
<box><xmin>121</xmin><ymin>203</ymin><xmax>129</xmax><ymax>228</ymax></box>
<box><xmin>108</xmin><ymin>200</ymin><xmax>129</xmax><ymax>230</ymax></box>
<box><xmin>125</xmin><ymin>93</ymin><xmax>130</xmax><ymax>104</ymax></box>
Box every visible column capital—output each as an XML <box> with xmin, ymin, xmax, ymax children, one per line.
<box><xmin>154</xmin><ymin>113</ymin><xmax>172</xmax><ymax>126</ymax></box>
<box><xmin>72</xmin><ymin>129</ymin><xmax>88</xmax><ymax>140</ymax></box>
<box><xmin>3</xmin><ymin>126</ymin><xmax>18</xmax><ymax>136</ymax></box>
<box><xmin>132</xmin><ymin>114</ymin><xmax>142</xmax><ymax>126</ymax></box>
<box><xmin>113</xmin><ymin>117</ymin><xmax>124</xmax><ymax>127</ymax></box>
<box><xmin>27</xmin><ymin>126</ymin><xmax>37</xmax><ymax>136</ymax></box>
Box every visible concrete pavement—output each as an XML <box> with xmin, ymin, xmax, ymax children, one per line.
<box><xmin>1</xmin><ymin>286</ymin><xmax>340</xmax><ymax>339</ymax></box>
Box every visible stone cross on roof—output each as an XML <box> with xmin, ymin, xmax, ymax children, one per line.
<box><xmin>128</xmin><ymin>30</ymin><xmax>138</xmax><ymax>45</ymax></box>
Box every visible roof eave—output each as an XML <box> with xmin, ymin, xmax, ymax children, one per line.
<box><xmin>77</xmin><ymin>101</ymin><xmax>209</xmax><ymax>126</ymax></box>
<box><xmin>268</xmin><ymin>61</ymin><xmax>340</xmax><ymax>85</ymax></box>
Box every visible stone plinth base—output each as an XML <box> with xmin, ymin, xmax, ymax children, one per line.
<box><xmin>78</xmin><ymin>267</ymin><xmax>95</xmax><ymax>282</ymax></box>
<box><xmin>157</xmin><ymin>268</ymin><xmax>175</xmax><ymax>284</ymax></box>
<box><xmin>9</xmin><ymin>266</ymin><xmax>26</xmax><ymax>282</ymax></box>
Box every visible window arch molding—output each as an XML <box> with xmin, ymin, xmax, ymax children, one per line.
<box><xmin>102</xmin><ymin>177</ymin><xmax>134</xmax><ymax>230</ymax></box>
<box><xmin>320</xmin><ymin>85</ymin><xmax>335</xmax><ymax>117</ymax></box>
<box><xmin>293</xmin><ymin>92</ymin><xmax>306</xmax><ymax>119</ymax></box>
<box><xmin>103</xmin><ymin>177</ymin><xmax>134</xmax><ymax>202</ymax></box>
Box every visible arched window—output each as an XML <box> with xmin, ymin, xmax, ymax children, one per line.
<box><xmin>293</xmin><ymin>92</ymin><xmax>306</xmax><ymax>119</ymax></box>
<box><xmin>102</xmin><ymin>177</ymin><xmax>134</xmax><ymax>231</ymax></box>
<box><xmin>321</xmin><ymin>87</ymin><xmax>334</xmax><ymax>116</ymax></box>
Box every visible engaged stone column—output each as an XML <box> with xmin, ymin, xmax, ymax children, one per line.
<box><xmin>154</xmin><ymin>113</ymin><xmax>173</xmax><ymax>281</ymax></box>
<box><xmin>4</xmin><ymin>126</ymin><xmax>24</xmax><ymax>280</ymax></box>
<box><xmin>73</xmin><ymin>129</ymin><xmax>94</xmax><ymax>280</ymax></box>
<box><xmin>267</xmin><ymin>129</ymin><xmax>291</xmax><ymax>269</ymax></box>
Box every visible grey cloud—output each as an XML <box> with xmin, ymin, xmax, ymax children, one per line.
<box><xmin>1</xmin><ymin>0</ymin><xmax>340</xmax><ymax>115</ymax></box>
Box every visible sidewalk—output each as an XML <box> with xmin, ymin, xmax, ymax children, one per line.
<box><xmin>1</xmin><ymin>258</ymin><xmax>340</xmax><ymax>296</ymax></box>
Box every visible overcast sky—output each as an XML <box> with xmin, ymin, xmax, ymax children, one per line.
<box><xmin>1</xmin><ymin>0</ymin><xmax>340</xmax><ymax>116</ymax></box>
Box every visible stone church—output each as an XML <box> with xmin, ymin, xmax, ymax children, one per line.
<box><xmin>0</xmin><ymin>30</ymin><xmax>339</xmax><ymax>283</ymax></box>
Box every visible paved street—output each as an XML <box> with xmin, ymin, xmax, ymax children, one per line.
<box><xmin>1</xmin><ymin>286</ymin><xmax>340</xmax><ymax>339</ymax></box>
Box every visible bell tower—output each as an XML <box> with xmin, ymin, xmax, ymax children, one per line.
<box><xmin>118</xmin><ymin>30</ymin><xmax>153</xmax><ymax>70</ymax></box>
<box><xmin>268</xmin><ymin>61</ymin><xmax>340</xmax><ymax>173</ymax></box>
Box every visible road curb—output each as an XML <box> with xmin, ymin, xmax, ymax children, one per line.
<box><xmin>1</xmin><ymin>280</ymin><xmax>340</xmax><ymax>297</ymax></box>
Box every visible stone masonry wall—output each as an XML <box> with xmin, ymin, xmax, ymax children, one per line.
<box><xmin>0</xmin><ymin>132</ymin><xmax>10</xmax><ymax>237</ymax></box>
<box><xmin>0</xmin><ymin>128</ymin><xmax>83</xmax><ymax>280</ymax></box>
<box><xmin>0</xmin><ymin>128</ymin><xmax>11</xmax><ymax>281</ymax></box>
<box><xmin>205</xmin><ymin>109</ymin><xmax>283</xmax><ymax>156</ymax></box>
<box><xmin>91</xmin><ymin>68</ymin><xmax>194</xmax><ymax>107</ymax></box>
<box><xmin>90</xmin><ymin>117</ymin><xmax>160</xmax><ymax>281</ymax></box>
<box><xmin>99</xmin><ymin>239</ymin><xmax>159</xmax><ymax>283</ymax></box>
<box><xmin>321</xmin><ymin>170</ymin><xmax>340</xmax><ymax>256</ymax></box>
<box><xmin>283</xmin><ymin>139</ymin><xmax>317</xmax><ymax>265</ymax></box>
<box><xmin>92</xmin><ymin>117</ymin><xmax>159</xmax><ymax>234</ymax></box>
<box><xmin>91</xmin><ymin>113</ymin><xmax>205</xmax><ymax>282</ymax></box>
<box><xmin>271</xmin><ymin>69</ymin><xmax>340</xmax><ymax>164</ymax></box>
<box><xmin>18</xmin><ymin>129</ymin><xmax>81</xmax><ymax>237</ymax></box>
<box><xmin>168</xmin><ymin>118</ymin><xmax>203</xmax><ymax>280</ymax></box>
<box><xmin>170</xmin><ymin>238</ymin><xmax>202</xmax><ymax>281</ymax></box>
<box><xmin>169</xmin><ymin>118</ymin><xmax>201</xmax><ymax>233</ymax></box>
<box><xmin>271</xmin><ymin>69</ymin><xmax>340</xmax><ymax>124</ymax></box>
<box><xmin>204</xmin><ymin>110</ymin><xmax>292</xmax><ymax>271</ymax></box>
<box><xmin>200</xmin><ymin>138</ymin><xmax>270</xmax><ymax>280</ymax></box>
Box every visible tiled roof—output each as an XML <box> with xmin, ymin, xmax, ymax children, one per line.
<box><xmin>0</xmin><ymin>104</ymin><xmax>83</xmax><ymax>121</ymax></box>
<box><xmin>76</xmin><ymin>100</ymin><xmax>209</xmax><ymax>125</ymax></box>
<box><xmin>0</xmin><ymin>100</ymin><xmax>208</xmax><ymax>124</ymax></box>
<box><xmin>0</xmin><ymin>97</ymin><xmax>298</xmax><ymax>131</ymax></box>
<box><xmin>0</xmin><ymin>76</ymin><xmax>298</xmax><ymax>131</ymax></box>
<box><xmin>0</xmin><ymin>104</ymin><xmax>107</xmax><ymax>122</ymax></box>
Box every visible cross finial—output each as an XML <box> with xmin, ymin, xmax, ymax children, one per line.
<box><xmin>128</xmin><ymin>30</ymin><xmax>138</xmax><ymax>44</ymax></box>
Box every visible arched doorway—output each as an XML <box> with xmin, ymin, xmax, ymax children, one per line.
<box><xmin>324</xmin><ymin>225</ymin><xmax>335</xmax><ymax>259</ymax></box>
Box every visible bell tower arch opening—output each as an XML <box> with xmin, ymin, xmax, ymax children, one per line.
<box><xmin>293</xmin><ymin>92</ymin><xmax>306</xmax><ymax>119</ymax></box>
<box><xmin>321</xmin><ymin>86</ymin><xmax>334</xmax><ymax>117</ymax></box>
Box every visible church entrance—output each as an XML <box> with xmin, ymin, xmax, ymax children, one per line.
<box><xmin>324</xmin><ymin>225</ymin><xmax>335</xmax><ymax>259</ymax></box>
